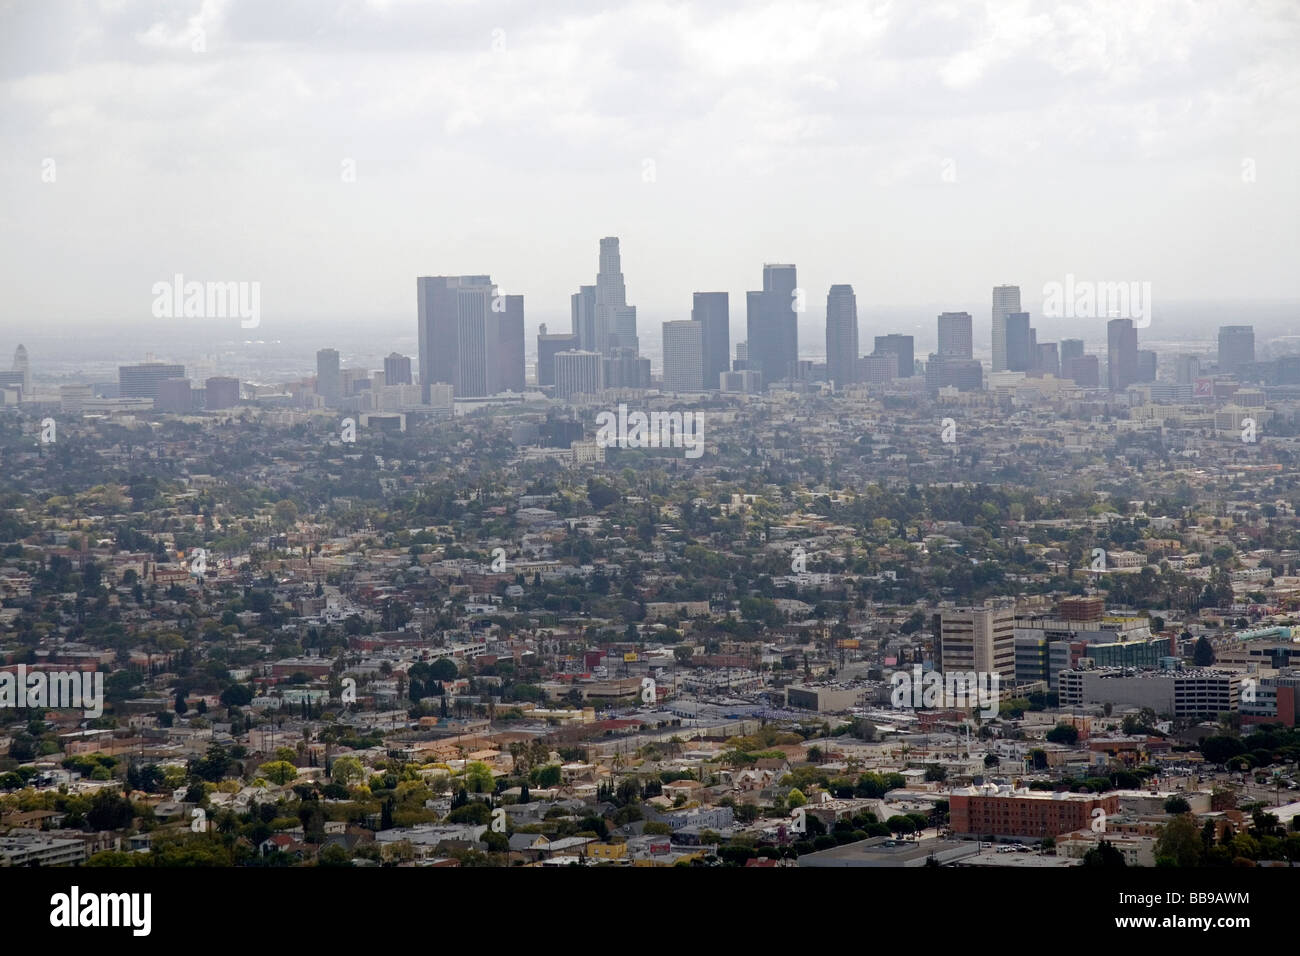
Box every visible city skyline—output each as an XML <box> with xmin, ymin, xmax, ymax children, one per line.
<box><xmin>3</xmin><ymin>1</ymin><xmax>1297</xmax><ymax>332</ymax></box>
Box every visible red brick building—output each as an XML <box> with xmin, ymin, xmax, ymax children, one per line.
<box><xmin>949</xmin><ymin>786</ymin><xmax>1119</xmax><ymax>838</ymax></box>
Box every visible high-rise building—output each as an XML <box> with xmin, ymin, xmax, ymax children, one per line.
<box><xmin>119</xmin><ymin>362</ymin><xmax>186</xmax><ymax>400</ymax></box>
<box><xmin>691</xmin><ymin>292</ymin><xmax>730</xmax><ymax>389</ymax></box>
<box><xmin>384</xmin><ymin>353</ymin><xmax>412</xmax><ymax>387</ymax></box>
<box><xmin>926</xmin><ymin>354</ymin><xmax>983</xmax><ymax>392</ymax></box>
<box><xmin>733</xmin><ymin>341</ymin><xmax>749</xmax><ymax>371</ymax></box>
<box><xmin>824</xmin><ymin>284</ymin><xmax>859</xmax><ymax>387</ymax></box>
<box><xmin>940</xmin><ymin>604</ymin><xmax>1016</xmax><ymax>682</ymax></box>
<box><xmin>991</xmin><ymin>285</ymin><xmax>1021</xmax><ymax>372</ymax></box>
<box><xmin>416</xmin><ymin>274</ymin><xmax>496</xmax><ymax>400</ymax></box>
<box><xmin>156</xmin><ymin>378</ymin><xmax>193</xmax><ymax>413</ymax></box>
<box><xmin>874</xmin><ymin>334</ymin><xmax>915</xmax><ymax>378</ymax></box>
<box><xmin>859</xmin><ymin>352</ymin><xmax>898</xmax><ymax>383</ymax></box>
<box><xmin>1107</xmin><ymin>318</ymin><xmax>1138</xmax><ymax>392</ymax></box>
<box><xmin>553</xmin><ymin>350</ymin><xmax>604</xmax><ymax>399</ymax></box>
<box><xmin>12</xmin><ymin>345</ymin><xmax>30</xmax><ymax>398</ymax></box>
<box><xmin>571</xmin><ymin>285</ymin><xmax>597</xmax><ymax>352</ymax></box>
<box><xmin>205</xmin><ymin>376</ymin><xmax>240</xmax><ymax>410</ymax></box>
<box><xmin>536</xmin><ymin>325</ymin><xmax>579</xmax><ymax>387</ymax></box>
<box><xmin>604</xmin><ymin>348</ymin><xmax>651</xmax><ymax>389</ymax></box>
<box><xmin>1064</xmin><ymin>354</ymin><xmax>1100</xmax><ymax>387</ymax></box>
<box><xmin>937</xmin><ymin>312</ymin><xmax>973</xmax><ymax>360</ymax></box>
<box><xmin>1136</xmin><ymin>349</ymin><xmax>1157</xmax><ymax>383</ymax></box>
<box><xmin>746</xmin><ymin>264</ymin><xmax>798</xmax><ymax>386</ymax></box>
<box><xmin>1036</xmin><ymin>342</ymin><xmax>1060</xmax><ymax>378</ymax></box>
<box><xmin>1004</xmin><ymin>312</ymin><xmax>1033</xmax><ymax>372</ymax></box>
<box><xmin>662</xmin><ymin>320</ymin><xmax>705</xmax><ymax>392</ymax></box>
<box><xmin>595</xmin><ymin>238</ymin><xmax>638</xmax><ymax>356</ymax></box>
<box><xmin>316</xmin><ymin>348</ymin><xmax>341</xmax><ymax>404</ymax></box>
<box><xmin>498</xmin><ymin>295</ymin><xmax>526</xmax><ymax>392</ymax></box>
<box><xmin>1175</xmin><ymin>354</ymin><xmax>1201</xmax><ymax>385</ymax></box>
<box><xmin>1218</xmin><ymin>325</ymin><xmax>1255</xmax><ymax>373</ymax></box>
<box><xmin>1060</xmin><ymin>339</ymin><xmax>1084</xmax><ymax>367</ymax></box>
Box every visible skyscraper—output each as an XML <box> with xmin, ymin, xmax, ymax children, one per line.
<box><xmin>937</xmin><ymin>312</ymin><xmax>973</xmax><ymax>360</ymax></box>
<box><xmin>1060</xmin><ymin>339</ymin><xmax>1085</xmax><ymax>368</ymax></box>
<box><xmin>205</xmin><ymin>376</ymin><xmax>240</xmax><ymax>410</ymax></box>
<box><xmin>1107</xmin><ymin>318</ymin><xmax>1138</xmax><ymax>392</ymax></box>
<box><xmin>1175</xmin><ymin>354</ymin><xmax>1201</xmax><ymax>385</ymax></box>
<box><xmin>554</xmin><ymin>350</ymin><xmax>603</xmax><ymax>399</ymax></box>
<box><xmin>874</xmin><ymin>334</ymin><xmax>914</xmax><ymax>378</ymax></box>
<box><xmin>1036</xmin><ymin>342</ymin><xmax>1060</xmax><ymax>378</ymax></box>
<box><xmin>662</xmin><ymin>320</ymin><xmax>705</xmax><ymax>392</ymax></box>
<box><xmin>595</xmin><ymin>238</ymin><xmax>638</xmax><ymax>356</ymax></box>
<box><xmin>1004</xmin><ymin>312</ymin><xmax>1033</xmax><ymax>372</ymax></box>
<box><xmin>1136</xmin><ymin>349</ymin><xmax>1157</xmax><ymax>383</ymax></box>
<box><xmin>691</xmin><ymin>292</ymin><xmax>730</xmax><ymax>389</ymax></box>
<box><xmin>536</xmin><ymin>325</ymin><xmax>579</xmax><ymax>387</ymax></box>
<box><xmin>1218</xmin><ymin>325</ymin><xmax>1255</xmax><ymax>373</ymax></box>
<box><xmin>824</xmin><ymin>284</ymin><xmax>859</xmax><ymax>387</ymax></box>
<box><xmin>498</xmin><ymin>295</ymin><xmax>526</xmax><ymax>392</ymax></box>
<box><xmin>414</xmin><ymin>275</ymin><xmax>515</xmax><ymax>399</ymax></box>
<box><xmin>316</xmin><ymin>348</ymin><xmax>341</xmax><ymax>404</ymax></box>
<box><xmin>991</xmin><ymin>285</ymin><xmax>1021</xmax><ymax>372</ymax></box>
<box><xmin>571</xmin><ymin>285</ymin><xmax>597</xmax><ymax>352</ymax></box>
<box><xmin>12</xmin><ymin>345</ymin><xmax>30</xmax><ymax>398</ymax></box>
<box><xmin>383</xmin><ymin>353</ymin><xmax>412</xmax><ymax>386</ymax></box>
<box><xmin>746</xmin><ymin>264</ymin><xmax>797</xmax><ymax>386</ymax></box>
<box><xmin>940</xmin><ymin>604</ymin><xmax>1015</xmax><ymax>681</ymax></box>
<box><xmin>417</xmin><ymin>274</ymin><xmax>494</xmax><ymax>400</ymax></box>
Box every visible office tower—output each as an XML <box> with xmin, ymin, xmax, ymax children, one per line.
<box><xmin>662</xmin><ymin>320</ymin><xmax>705</xmax><ymax>392</ymax></box>
<box><xmin>1218</xmin><ymin>325</ymin><xmax>1255</xmax><ymax>373</ymax></box>
<box><xmin>991</xmin><ymin>285</ymin><xmax>1021</xmax><ymax>372</ymax></box>
<box><xmin>1064</xmin><ymin>354</ymin><xmax>1100</xmax><ymax>387</ymax></box>
<box><xmin>156</xmin><ymin>378</ymin><xmax>193</xmax><ymax>413</ymax></box>
<box><xmin>536</xmin><ymin>325</ymin><xmax>579</xmax><ymax>387</ymax></box>
<box><xmin>1107</xmin><ymin>318</ymin><xmax>1138</xmax><ymax>391</ymax></box>
<box><xmin>1004</xmin><ymin>312</ymin><xmax>1033</xmax><ymax>372</ymax></box>
<box><xmin>553</xmin><ymin>350</ymin><xmax>604</xmax><ymax>399</ymax></box>
<box><xmin>205</xmin><ymin>376</ymin><xmax>240</xmax><ymax>410</ymax></box>
<box><xmin>925</xmin><ymin>354</ymin><xmax>983</xmax><ymax>392</ymax></box>
<box><xmin>1060</xmin><ymin>339</ymin><xmax>1084</xmax><ymax>367</ymax></box>
<box><xmin>119</xmin><ymin>362</ymin><xmax>186</xmax><ymax>400</ymax></box>
<box><xmin>604</xmin><ymin>348</ymin><xmax>652</xmax><ymax>388</ymax></box>
<box><xmin>571</xmin><ymin>285</ymin><xmax>597</xmax><ymax>352</ymax></box>
<box><xmin>1175</xmin><ymin>354</ymin><xmax>1201</xmax><ymax>385</ymax></box>
<box><xmin>859</xmin><ymin>352</ymin><xmax>898</xmax><ymax>383</ymax></box>
<box><xmin>1137</xmin><ymin>349</ymin><xmax>1157</xmax><ymax>383</ymax></box>
<box><xmin>691</xmin><ymin>292</ymin><xmax>730</xmax><ymax>389</ymax></box>
<box><xmin>746</xmin><ymin>264</ymin><xmax>798</xmax><ymax>386</ymax></box>
<box><xmin>416</xmin><ymin>274</ymin><xmax>494</xmax><ymax>400</ymax></box>
<box><xmin>498</xmin><ymin>295</ymin><xmax>526</xmax><ymax>392</ymax></box>
<box><xmin>940</xmin><ymin>604</ymin><xmax>1016</xmax><ymax>681</ymax></box>
<box><xmin>874</xmin><ymin>334</ymin><xmax>915</xmax><ymax>378</ymax></box>
<box><xmin>823</xmin><ymin>284</ymin><xmax>859</xmax><ymax>387</ymax></box>
<box><xmin>12</xmin><ymin>345</ymin><xmax>30</xmax><ymax>397</ymax></box>
<box><xmin>1036</xmin><ymin>342</ymin><xmax>1060</xmax><ymax>378</ymax></box>
<box><xmin>937</xmin><ymin>312</ymin><xmax>973</xmax><ymax>360</ymax></box>
<box><xmin>384</xmin><ymin>353</ymin><xmax>413</xmax><ymax>387</ymax></box>
<box><xmin>315</xmin><ymin>348</ymin><xmax>341</xmax><ymax>404</ymax></box>
<box><xmin>733</xmin><ymin>341</ymin><xmax>749</xmax><ymax>371</ymax></box>
<box><xmin>719</xmin><ymin>369</ymin><xmax>762</xmax><ymax>393</ymax></box>
<box><xmin>595</xmin><ymin>237</ymin><xmax>638</xmax><ymax>356</ymax></box>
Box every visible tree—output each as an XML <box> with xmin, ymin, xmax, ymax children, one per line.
<box><xmin>464</xmin><ymin>761</ymin><xmax>494</xmax><ymax>794</ymax></box>
<box><xmin>1193</xmin><ymin>636</ymin><xmax>1216</xmax><ymax>667</ymax></box>
<box><xmin>331</xmin><ymin>755</ymin><xmax>365</xmax><ymax>787</ymax></box>
<box><xmin>1083</xmin><ymin>840</ymin><xmax>1127</xmax><ymax>867</ymax></box>
<box><xmin>257</xmin><ymin>760</ymin><xmax>298</xmax><ymax>786</ymax></box>
<box><xmin>787</xmin><ymin>788</ymin><xmax>807</xmax><ymax>808</ymax></box>
<box><xmin>1154</xmin><ymin>814</ymin><xmax>1203</xmax><ymax>867</ymax></box>
<box><xmin>174</xmin><ymin>690</ymin><xmax>188</xmax><ymax>716</ymax></box>
<box><xmin>1164</xmin><ymin>796</ymin><xmax>1191</xmax><ymax>814</ymax></box>
<box><xmin>1045</xmin><ymin>723</ymin><xmax>1079</xmax><ymax>745</ymax></box>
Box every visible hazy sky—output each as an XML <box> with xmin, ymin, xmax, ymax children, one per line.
<box><xmin>2</xmin><ymin>0</ymin><xmax>1298</xmax><ymax>341</ymax></box>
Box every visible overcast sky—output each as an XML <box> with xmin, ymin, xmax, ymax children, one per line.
<box><xmin>2</xmin><ymin>0</ymin><xmax>1297</xmax><ymax>339</ymax></box>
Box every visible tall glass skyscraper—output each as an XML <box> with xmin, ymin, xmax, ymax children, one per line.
<box><xmin>746</xmin><ymin>264</ymin><xmax>798</xmax><ymax>386</ymax></box>
<box><xmin>991</xmin><ymin>285</ymin><xmax>1021</xmax><ymax>372</ymax></box>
